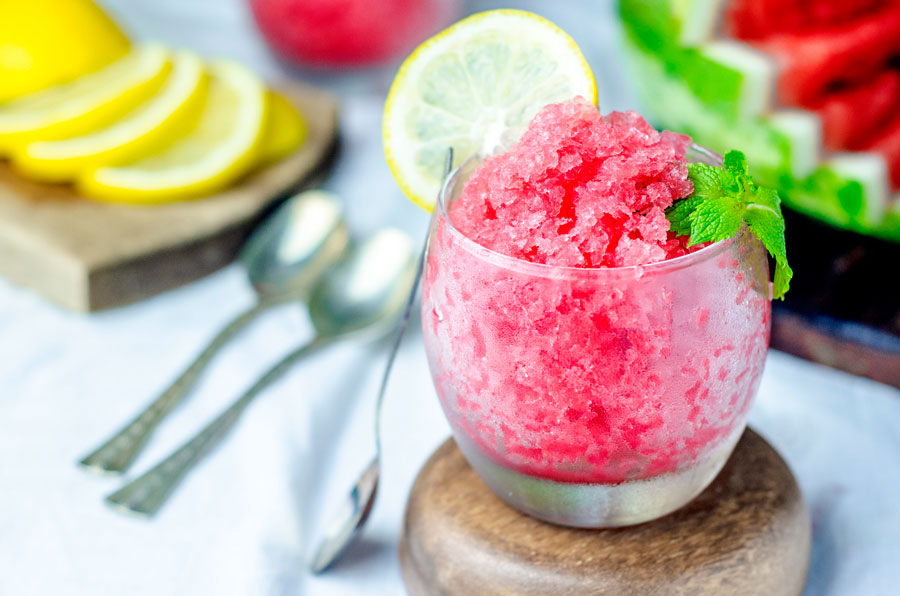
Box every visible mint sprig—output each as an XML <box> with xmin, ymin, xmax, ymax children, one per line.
<box><xmin>666</xmin><ymin>150</ymin><xmax>793</xmax><ymax>299</ymax></box>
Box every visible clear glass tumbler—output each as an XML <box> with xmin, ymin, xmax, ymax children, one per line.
<box><xmin>421</xmin><ymin>148</ymin><xmax>772</xmax><ymax>528</ymax></box>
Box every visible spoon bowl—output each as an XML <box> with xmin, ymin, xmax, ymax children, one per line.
<box><xmin>309</xmin><ymin>229</ymin><xmax>416</xmax><ymax>338</ymax></box>
<box><xmin>241</xmin><ymin>189</ymin><xmax>349</xmax><ymax>298</ymax></box>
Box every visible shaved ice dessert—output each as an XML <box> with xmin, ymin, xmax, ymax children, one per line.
<box><xmin>421</xmin><ymin>97</ymin><xmax>772</xmax><ymax>527</ymax></box>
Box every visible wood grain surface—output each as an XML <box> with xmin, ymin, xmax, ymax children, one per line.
<box><xmin>400</xmin><ymin>430</ymin><xmax>811</xmax><ymax>596</ymax></box>
<box><xmin>0</xmin><ymin>82</ymin><xmax>338</xmax><ymax>312</ymax></box>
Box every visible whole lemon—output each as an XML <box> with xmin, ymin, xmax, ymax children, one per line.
<box><xmin>0</xmin><ymin>0</ymin><xmax>130</xmax><ymax>102</ymax></box>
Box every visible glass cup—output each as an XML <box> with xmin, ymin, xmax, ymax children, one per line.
<box><xmin>421</xmin><ymin>147</ymin><xmax>772</xmax><ymax>528</ymax></box>
<box><xmin>248</xmin><ymin>0</ymin><xmax>461</xmax><ymax>69</ymax></box>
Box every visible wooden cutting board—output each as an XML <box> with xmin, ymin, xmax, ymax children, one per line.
<box><xmin>400</xmin><ymin>429</ymin><xmax>811</xmax><ymax>596</ymax></box>
<box><xmin>0</xmin><ymin>81</ymin><xmax>338</xmax><ymax>312</ymax></box>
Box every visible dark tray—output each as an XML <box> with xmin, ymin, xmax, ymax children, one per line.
<box><xmin>771</xmin><ymin>210</ymin><xmax>900</xmax><ymax>387</ymax></box>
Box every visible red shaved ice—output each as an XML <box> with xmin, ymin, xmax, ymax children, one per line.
<box><xmin>451</xmin><ymin>97</ymin><xmax>697</xmax><ymax>268</ymax></box>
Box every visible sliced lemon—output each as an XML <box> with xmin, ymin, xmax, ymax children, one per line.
<box><xmin>259</xmin><ymin>91</ymin><xmax>307</xmax><ymax>165</ymax></box>
<box><xmin>383</xmin><ymin>9</ymin><xmax>597</xmax><ymax>210</ymax></box>
<box><xmin>0</xmin><ymin>45</ymin><xmax>171</xmax><ymax>153</ymax></box>
<box><xmin>0</xmin><ymin>0</ymin><xmax>130</xmax><ymax>102</ymax></box>
<box><xmin>13</xmin><ymin>51</ymin><xmax>208</xmax><ymax>182</ymax></box>
<box><xmin>78</xmin><ymin>60</ymin><xmax>268</xmax><ymax>204</ymax></box>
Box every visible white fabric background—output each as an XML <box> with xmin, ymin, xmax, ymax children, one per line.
<box><xmin>1</xmin><ymin>1</ymin><xmax>898</xmax><ymax>594</ymax></box>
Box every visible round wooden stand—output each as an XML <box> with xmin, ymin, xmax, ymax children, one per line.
<box><xmin>400</xmin><ymin>429</ymin><xmax>810</xmax><ymax>596</ymax></box>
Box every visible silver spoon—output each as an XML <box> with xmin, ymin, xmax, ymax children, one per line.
<box><xmin>104</xmin><ymin>228</ymin><xmax>417</xmax><ymax>517</ymax></box>
<box><xmin>309</xmin><ymin>149</ymin><xmax>452</xmax><ymax>574</ymax></box>
<box><xmin>79</xmin><ymin>190</ymin><xmax>349</xmax><ymax>475</ymax></box>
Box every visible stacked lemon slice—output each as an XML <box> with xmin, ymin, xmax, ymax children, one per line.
<box><xmin>0</xmin><ymin>45</ymin><xmax>307</xmax><ymax>204</ymax></box>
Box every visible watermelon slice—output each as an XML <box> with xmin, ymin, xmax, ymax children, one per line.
<box><xmin>724</xmin><ymin>0</ymin><xmax>887</xmax><ymax>39</ymax></box>
<box><xmin>814</xmin><ymin>69</ymin><xmax>900</xmax><ymax>151</ymax></box>
<box><xmin>618</xmin><ymin>0</ymin><xmax>900</xmax><ymax>241</ymax></box>
<box><xmin>752</xmin><ymin>6</ymin><xmax>900</xmax><ymax>105</ymax></box>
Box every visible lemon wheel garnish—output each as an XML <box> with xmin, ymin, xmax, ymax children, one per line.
<box><xmin>14</xmin><ymin>51</ymin><xmax>208</xmax><ymax>182</ymax></box>
<box><xmin>383</xmin><ymin>9</ymin><xmax>597</xmax><ymax>211</ymax></box>
<box><xmin>77</xmin><ymin>60</ymin><xmax>268</xmax><ymax>204</ymax></box>
<box><xmin>0</xmin><ymin>45</ymin><xmax>171</xmax><ymax>152</ymax></box>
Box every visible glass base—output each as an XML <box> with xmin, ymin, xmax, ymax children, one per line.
<box><xmin>455</xmin><ymin>428</ymin><xmax>744</xmax><ymax>528</ymax></box>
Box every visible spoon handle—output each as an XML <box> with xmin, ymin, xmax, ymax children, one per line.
<box><xmin>79</xmin><ymin>300</ymin><xmax>272</xmax><ymax>475</ymax></box>
<box><xmin>310</xmin><ymin>229</ymin><xmax>429</xmax><ymax>574</ymax></box>
<box><xmin>310</xmin><ymin>148</ymin><xmax>448</xmax><ymax>574</ymax></box>
<box><xmin>104</xmin><ymin>335</ymin><xmax>330</xmax><ymax>518</ymax></box>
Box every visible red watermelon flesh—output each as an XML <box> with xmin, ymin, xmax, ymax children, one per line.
<box><xmin>805</xmin><ymin>0</ymin><xmax>889</xmax><ymax>22</ymax></box>
<box><xmin>725</xmin><ymin>0</ymin><xmax>887</xmax><ymax>40</ymax></box>
<box><xmin>814</xmin><ymin>69</ymin><xmax>900</xmax><ymax>150</ymax></box>
<box><xmin>865</xmin><ymin>114</ymin><xmax>900</xmax><ymax>190</ymax></box>
<box><xmin>752</xmin><ymin>6</ymin><xmax>900</xmax><ymax>106</ymax></box>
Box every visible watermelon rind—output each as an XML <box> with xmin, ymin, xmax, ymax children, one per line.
<box><xmin>767</xmin><ymin>110</ymin><xmax>821</xmax><ymax>180</ymax></box>
<box><xmin>675</xmin><ymin>0</ymin><xmax>726</xmax><ymax>46</ymax></box>
<box><xmin>827</xmin><ymin>153</ymin><xmax>888</xmax><ymax>226</ymax></box>
<box><xmin>701</xmin><ymin>41</ymin><xmax>773</xmax><ymax>119</ymax></box>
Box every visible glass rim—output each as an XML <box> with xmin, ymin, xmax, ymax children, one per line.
<box><xmin>434</xmin><ymin>143</ymin><xmax>739</xmax><ymax>280</ymax></box>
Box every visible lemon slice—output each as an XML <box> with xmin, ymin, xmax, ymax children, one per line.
<box><xmin>383</xmin><ymin>9</ymin><xmax>597</xmax><ymax>210</ymax></box>
<box><xmin>78</xmin><ymin>60</ymin><xmax>268</xmax><ymax>204</ymax></box>
<box><xmin>14</xmin><ymin>51</ymin><xmax>208</xmax><ymax>182</ymax></box>
<box><xmin>0</xmin><ymin>45</ymin><xmax>171</xmax><ymax>152</ymax></box>
<box><xmin>259</xmin><ymin>91</ymin><xmax>307</xmax><ymax>165</ymax></box>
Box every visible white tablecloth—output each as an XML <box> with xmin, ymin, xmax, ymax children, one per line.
<box><xmin>1</xmin><ymin>1</ymin><xmax>899</xmax><ymax>595</ymax></box>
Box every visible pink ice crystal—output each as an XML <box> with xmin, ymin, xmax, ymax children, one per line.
<box><xmin>450</xmin><ymin>97</ymin><xmax>697</xmax><ymax>268</ymax></box>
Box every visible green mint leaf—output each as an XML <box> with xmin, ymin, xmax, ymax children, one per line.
<box><xmin>744</xmin><ymin>204</ymin><xmax>786</xmax><ymax>259</ymax></box>
<box><xmin>743</xmin><ymin>177</ymin><xmax>791</xmax><ymax>298</ymax></box>
<box><xmin>723</xmin><ymin>150</ymin><xmax>748</xmax><ymax>176</ymax></box>
<box><xmin>686</xmin><ymin>163</ymin><xmax>724</xmax><ymax>198</ymax></box>
<box><xmin>686</xmin><ymin>197</ymin><xmax>743</xmax><ymax>246</ymax></box>
<box><xmin>669</xmin><ymin>149</ymin><xmax>793</xmax><ymax>299</ymax></box>
<box><xmin>773</xmin><ymin>256</ymin><xmax>793</xmax><ymax>300</ymax></box>
<box><xmin>665</xmin><ymin>195</ymin><xmax>704</xmax><ymax>236</ymax></box>
<box><xmin>744</xmin><ymin>204</ymin><xmax>791</xmax><ymax>299</ymax></box>
<box><xmin>721</xmin><ymin>150</ymin><xmax>749</xmax><ymax>195</ymax></box>
<box><xmin>748</xmin><ymin>184</ymin><xmax>782</xmax><ymax>213</ymax></box>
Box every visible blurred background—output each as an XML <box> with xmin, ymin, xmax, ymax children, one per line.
<box><xmin>0</xmin><ymin>1</ymin><xmax>898</xmax><ymax>595</ymax></box>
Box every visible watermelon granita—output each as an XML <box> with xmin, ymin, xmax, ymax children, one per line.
<box><xmin>421</xmin><ymin>98</ymin><xmax>772</xmax><ymax>527</ymax></box>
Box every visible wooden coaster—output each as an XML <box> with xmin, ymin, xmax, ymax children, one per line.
<box><xmin>0</xmin><ymin>81</ymin><xmax>337</xmax><ymax>312</ymax></box>
<box><xmin>400</xmin><ymin>429</ymin><xmax>810</xmax><ymax>596</ymax></box>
